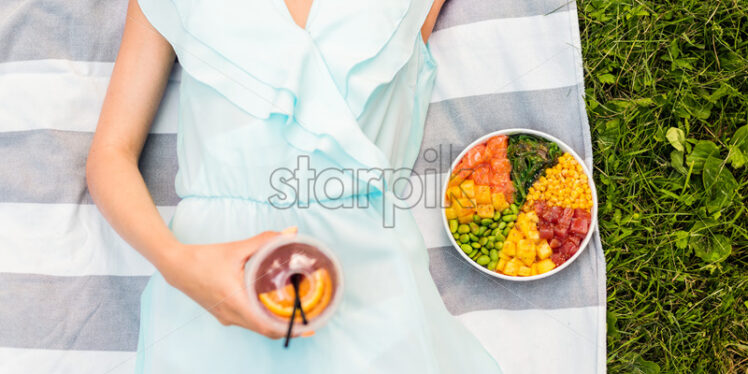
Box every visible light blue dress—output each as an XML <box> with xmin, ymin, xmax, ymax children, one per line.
<box><xmin>135</xmin><ymin>0</ymin><xmax>502</xmax><ymax>372</ymax></box>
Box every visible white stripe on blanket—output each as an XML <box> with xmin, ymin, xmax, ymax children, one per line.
<box><xmin>429</xmin><ymin>11</ymin><xmax>582</xmax><ymax>103</ymax></box>
<box><xmin>0</xmin><ymin>203</ymin><xmax>172</xmax><ymax>276</ymax></box>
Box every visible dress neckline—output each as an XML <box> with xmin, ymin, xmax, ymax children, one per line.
<box><xmin>277</xmin><ymin>0</ymin><xmax>320</xmax><ymax>32</ymax></box>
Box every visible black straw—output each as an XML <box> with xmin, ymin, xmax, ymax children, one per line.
<box><xmin>283</xmin><ymin>274</ymin><xmax>308</xmax><ymax>348</ymax></box>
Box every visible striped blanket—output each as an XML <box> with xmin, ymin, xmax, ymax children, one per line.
<box><xmin>0</xmin><ymin>0</ymin><xmax>606</xmax><ymax>373</ymax></box>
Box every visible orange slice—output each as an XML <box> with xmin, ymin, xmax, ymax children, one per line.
<box><xmin>258</xmin><ymin>269</ymin><xmax>331</xmax><ymax>318</ymax></box>
<box><xmin>295</xmin><ymin>269</ymin><xmax>332</xmax><ymax>321</ymax></box>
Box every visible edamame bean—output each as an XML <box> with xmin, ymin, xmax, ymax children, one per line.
<box><xmin>473</xmin><ymin>214</ymin><xmax>481</xmax><ymax>224</ymax></box>
<box><xmin>469</xmin><ymin>222</ymin><xmax>480</xmax><ymax>235</ymax></box>
<box><xmin>480</xmin><ymin>247</ymin><xmax>489</xmax><ymax>255</ymax></box>
<box><xmin>479</xmin><ymin>237</ymin><xmax>488</xmax><ymax>246</ymax></box>
<box><xmin>490</xmin><ymin>222</ymin><xmax>498</xmax><ymax>229</ymax></box>
<box><xmin>481</xmin><ymin>218</ymin><xmax>493</xmax><ymax>226</ymax></box>
<box><xmin>449</xmin><ymin>220</ymin><xmax>458</xmax><ymax>233</ymax></box>
<box><xmin>511</xmin><ymin>204</ymin><xmax>519</xmax><ymax>214</ymax></box>
<box><xmin>492</xmin><ymin>228</ymin><xmax>501</xmax><ymax>236</ymax></box>
<box><xmin>477</xmin><ymin>226</ymin><xmax>487</xmax><ymax>236</ymax></box>
<box><xmin>502</xmin><ymin>227</ymin><xmax>511</xmax><ymax>236</ymax></box>
<box><xmin>469</xmin><ymin>233</ymin><xmax>479</xmax><ymax>242</ymax></box>
<box><xmin>476</xmin><ymin>255</ymin><xmax>491</xmax><ymax>266</ymax></box>
<box><xmin>459</xmin><ymin>234</ymin><xmax>470</xmax><ymax>243</ymax></box>
<box><xmin>507</xmin><ymin>221</ymin><xmax>515</xmax><ymax>228</ymax></box>
<box><xmin>458</xmin><ymin>224</ymin><xmax>470</xmax><ymax>234</ymax></box>
<box><xmin>495</xmin><ymin>241</ymin><xmax>504</xmax><ymax>249</ymax></box>
<box><xmin>493</xmin><ymin>212</ymin><xmax>502</xmax><ymax>221</ymax></box>
<box><xmin>471</xmin><ymin>242</ymin><xmax>482</xmax><ymax>249</ymax></box>
<box><xmin>453</xmin><ymin>233</ymin><xmax>460</xmax><ymax>240</ymax></box>
<box><xmin>502</xmin><ymin>214</ymin><xmax>517</xmax><ymax>222</ymax></box>
<box><xmin>486</xmin><ymin>242</ymin><xmax>494</xmax><ymax>249</ymax></box>
<box><xmin>496</xmin><ymin>233</ymin><xmax>506</xmax><ymax>241</ymax></box>
<box><xmin>487</xmin><ymin>235</ymin><xmax>496</xmax><ymax>242</ymax></box>
<box><xmin>460</xmin><ymin>244</ymin><xmax>472</xmax><ymax>253</ymax></box>
<box><xmin>470</xmin><ymin>250</ymin><xmax>480</xmax><ymax>259</ymax></box>
<box><xmin>502</xmin><ymin>208</ymin><xmax>512</xmax><ymax>215</ymax></box>
<box><xmin>498</xmin><ymin>222</ymin><xmax>507</xmax><ymax>229</ymax></box>
<box><xmin>490</xmin><ymin>249</ymin><xmax>499</xmax><ymax>261</ymax></box>
<box><xmin>487</xmin><ymin>260</ymin><xmax>497</xmax><ymax>271</ymax></box>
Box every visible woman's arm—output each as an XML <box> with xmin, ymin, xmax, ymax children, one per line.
<box><xmin>87</xmin><ymin>0</ymin><xmax>178</xmax><ymax>271</ymax></box>
<box><xmin>421</xmin><ymin>0</ymin><xmax>447</xmax><ymax>42</ymax></box>
<box><xmin>87</xmin><ymin>0</ymin><xmax>285</xmax><ymax>338</ymax></box>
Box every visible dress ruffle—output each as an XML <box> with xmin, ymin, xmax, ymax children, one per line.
<box><xmin>138</xmin><ymin>0</ymin><xmax>434</xmax><ymax>193</ymax></box>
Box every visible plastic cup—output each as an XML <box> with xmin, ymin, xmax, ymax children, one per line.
<box><xmin>244</xmin><ymin>233</ymin><xmax>343</xmax><ymax>336</ymax></box>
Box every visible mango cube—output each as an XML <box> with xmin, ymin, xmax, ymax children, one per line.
<box><xmin>526</xmin><ymin>211</ymin><xmax>539</xmax><ymax>223</ymax></box>
<box><xmin>446</xmin><ymin>186</ymin><xmax>463</xmax><ymax>202</ymax></box>
<box><xmin>445</xmin><ymin>207</ymin><xmax>457</xmax><ymax>220</ymax></box>
<box><xmin>517</xmin><ymin>218</ymin><xmax>531</xmax><ymax>236</ymax></box>
<box><xmin>536</xmin><ymin>259</ymin><xmax>556</xmax><ymax>274</ymax></box>
<box><xmin>453</xmin><ymin>198</ymin><xmax>474</xmax><ymax>217</ymax></box>
<box><xmin>460</xmin><ymin>180</ymin><xmax>475</xmax><ymax>198</ymax></box>
<box><xmin>499</xmin><ymin>250</ymin><xmax>511</xmax><ymax>260</ymax></box>
<box><xmin>517</xmin><ymin>239</ymin><xmax>536</xmax><ymax>266</ymax></box>
<box><xmin>507</xmin><ymin>229</ymin><xmax>523</xmax><ymax>243</ymax></box>
<box><xmin>476</xmin><ymin>204</ymin><xmax>495</xmax><ymax>219</ymax></box>
<box><xmin>503</xmin><ymin>258</ymin><xmax>523</xmax><ymax>276</ymax></box>
<box><xmin>476</xmin><ymin>185</ymin><xmax>491</xmax><ymax>204</ymax></box>
<box><xmin>537</xmin><ymin>241</ymin><xmax>552</xmax><ymax>260</ymax></box>
<box><xmin>531</xmin><ymin>263</ymin><xmax>539</xmax><ymax>275</ymax></box>
<box><xmin>526</xmin><ymin>230</ymin><xmax>540</xmax><ymax>241</ymax></box>
<box><xmin>491</xmin><ymin>192</ymin><xmax>509</xmax><ymax>211</ymax></box>
<box><xmin>518</xmin><ymin>265</ymin><xmax>532</xmax><ymax>277</ymax></box>
<box><xmin>502</xmin><ymin>241</ymin><xmax>516</xmax><ymax>257</ymax></box>
<box><xmin>495</xmin><ymin>258</ymin><xmax>507</xmax><ymax>273</ymax></box>
<box><xmin>458</xmin><ymin>213</ymin><xmax>473</xmax><ymax>224</ymax></box>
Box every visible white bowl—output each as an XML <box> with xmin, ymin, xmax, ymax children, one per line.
<box><xmin>442</xmin><ymin>128</ymin><xmax>598</xmax><ymax>281</ymax></box>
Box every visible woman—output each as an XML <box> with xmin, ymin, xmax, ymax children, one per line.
<box><xmin>87</xmin><ymin>0</ymin><xmax>502</xmax><ymax>372</ymax></box>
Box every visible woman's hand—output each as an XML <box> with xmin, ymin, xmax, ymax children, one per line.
<box><xmin>160</xmin><ymin>227</ymin><xmax>297</xmax><ymax>339</ymax></box>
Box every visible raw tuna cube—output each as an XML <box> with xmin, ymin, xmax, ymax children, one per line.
<box><xmin>534</xmin><ymin>200</ymin><xmax>547</xmax><ymax>215</ymax></box>
<box><xmin>573</xmin><ymin>208</ymin><xmax>591</xmax><ymax>220</ymax></box>
<box><xmin>559</xmin><ymin>242</ymin><xmax>578</xmax><ymax>257</ymax></box>
<box><xmin>559</xmin><ymin>207</ymin><xmax>574</xmax><ymax>226</ymax></box>
<box><xmin>550</xmin><ymin>253</ymin><xmax>569</xmax><ymax>266</ymax></box>
<box><xmin>570</xmin><ymin>217</ymin><xmax>590</xmax><ymax>235</ymax></box>
<box><xmin>538</xmin><ymin>223</ymin><xmax>554</xmax><ymax>240</ymax></box>
<box><xmin>554</xmin><ymin>218</ymin><xmax>571</xmax><ymax>238</ymax></box>
<box><xmin>546</xmin><ymin>206</ymin><xmax>564</xmax><ymax>223</ymax></box>
<box><xmin>567</xmin><ymin>235</ymin><xmax>582</xmax><ymax>247</ymax></box>
<box><xmin>549</xmin><ymin>238</ymin><xmax>563</xmax><ymax>249</ymax></box>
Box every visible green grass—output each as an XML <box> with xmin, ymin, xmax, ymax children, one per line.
<box><xmin>577</xmin><ymin>0</ymin><xmax>748</xmax><ymax>372</ymax></box>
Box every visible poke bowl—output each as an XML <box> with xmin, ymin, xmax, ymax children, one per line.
<box><xmin>442</xmin><ymin>129</ymin><xmax>598</xmax><ymax>281</ymax></box>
